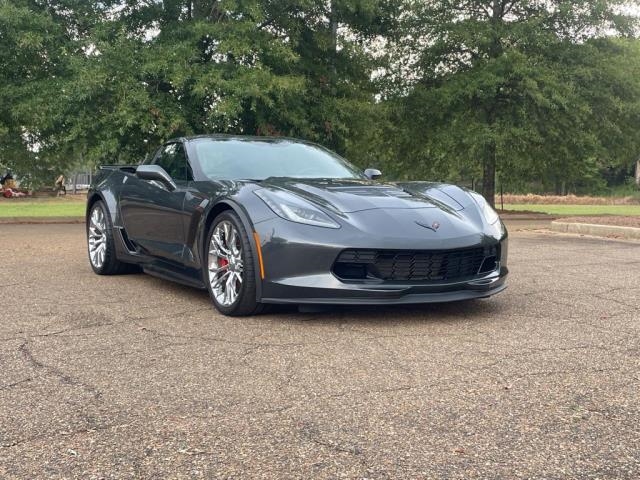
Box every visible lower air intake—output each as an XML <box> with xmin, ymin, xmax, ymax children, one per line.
<box><xmin>333</xmin><ymin>246</ymin><xmax>499</xmax><ymax>282</ymax></box>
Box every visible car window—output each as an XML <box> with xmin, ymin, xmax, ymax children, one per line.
<box><xmin>192</xmin><ymin>139</ymin><xmax>363</xmax><ymax>181</ymax></box>
<box><xmin>155</xmin><ymin>143</ymin><xmax>191</xmax><ymax>181</ymax></box>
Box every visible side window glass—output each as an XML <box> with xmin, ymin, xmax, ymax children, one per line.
<box><xmin>174</xmin><ymin>144</ymin><xmax>193</xmax><ymax>181</ymax></box>
<box><xmin>155</xmin><ymin>143</ymin><xmax>191</xmax><ymax>181</ymax></box>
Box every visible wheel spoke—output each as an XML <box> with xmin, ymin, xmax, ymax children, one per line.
<box><xmin>222</xmin><ymin>277</ymin><xmax>231</xmax><ymax>305</ymax></box>
<box><xmin>208</xmin><ymin>262</ymin><xmax>229</xmax><ymax>274</ymax></box>
<box><xmin>223</xmin><ymin>222</ymin><xmax>231</xmax><ymax>245</ymax></box>
<box><xmin>211</xmin><ymin>270</ymin><xmax>231</xmax><ymax>290</ymax></box>
<box><xmin>228</xmin><ymin>228</ymin><xmax>239</xmax><ymax>256</ymax></box>
<box><xmin>226</xmin><ymin>273</ymin><xmax>237</xmax><ymax>303</ymax></box>
<box><xmin>212</xmin><ymin>233</ymin><xmax>231</xmax><ymax>257</ymax></box>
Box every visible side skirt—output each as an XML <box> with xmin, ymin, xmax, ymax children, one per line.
<box><xmin>113</xmin><ymin>226</ymin><xmax>206</xmax><ymax>290</ymax></box>
<box><xmin>143</xmin><ymin>264</ymin><xmax>206</xmax><ymax>290</ymax></box>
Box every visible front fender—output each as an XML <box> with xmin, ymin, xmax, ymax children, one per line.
<box><xmin>196</xmin><ymin>197</ymin><xmax>272</xmax><ymax>304</ymax></box>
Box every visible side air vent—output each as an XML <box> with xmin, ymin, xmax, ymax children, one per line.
<box><xmin>118</xmin><ymin>227</ymin><xmax>138</xmax><ymax>253</ymax></box>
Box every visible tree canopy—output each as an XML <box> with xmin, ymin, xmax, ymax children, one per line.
<box><xmin>1</xmin><ymin>0</ymin><xmax>639</xmax><ymax>202</ymax></box>
<box><xmin>382</xmin><ymin>0</ymin><xmax>640</xmax><ymax>203</ymax></box>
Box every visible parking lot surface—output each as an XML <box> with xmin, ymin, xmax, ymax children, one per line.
<box><xmin>1</xmin><ymin>224</ymin><xmax>639</xmax><ymax>479</ymax></box>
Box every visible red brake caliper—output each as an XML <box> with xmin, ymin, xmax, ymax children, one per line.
<box><xmin>218</xmin><ymin>258</ymin><xmax>229</xmax><ymax>268</ymax></box>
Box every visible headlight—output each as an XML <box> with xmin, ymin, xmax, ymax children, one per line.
<box><xmin>469</xmin><ymin>192</ymin><xmax>500</xmax><ymax>225</ymax></box>
<box><xmin>254</xmin><ymin>188</ymin><xmax>340</xmax><ymax>229</ymax></box>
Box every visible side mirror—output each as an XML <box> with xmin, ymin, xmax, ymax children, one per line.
<box><xmin>364</xmin><ymin>168</ymin><xmax>382</xmax><ymax>180</ymax></box>
<box><xmin>136</xmin><ymin>165</ymin><xmax>177</xmax><ymax>191</ymax></box>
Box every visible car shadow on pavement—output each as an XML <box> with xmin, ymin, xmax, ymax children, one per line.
<box><xmin>137</xmin><ymin>272</ymin><xmax>506</xmax><ymax>324</ymax></box>
<box><xmin>274</xmin><ymin>299</ymin><xmax>505</xmax><ymax>323</ymax></box>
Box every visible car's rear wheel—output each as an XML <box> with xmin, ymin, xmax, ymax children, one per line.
<box><xmin>87</xmin><ymin>200</ymin><xmax>131</xmax><ymax>275</ymax></box>
<box><xmin>205</xmin><ymin>211</ymin><xmax>263</xmax><ymax>316</ymax></box>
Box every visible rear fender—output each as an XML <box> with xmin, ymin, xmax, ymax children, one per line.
<box><xmin>86</xmin><ymin>170</ymin><xmax>128</xmax><ymax>228</ymax></box>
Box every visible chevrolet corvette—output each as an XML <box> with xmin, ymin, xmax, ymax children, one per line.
<box><xmin>86</xmin><ymin>135</ymin><xmax>508</xmax><ymax>315</ymax></box>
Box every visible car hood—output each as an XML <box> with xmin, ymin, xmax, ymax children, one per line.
<box><xmin>259</xmin><ymin>178</ymin><xmax>469</xmax><ymax>214</ymax></box>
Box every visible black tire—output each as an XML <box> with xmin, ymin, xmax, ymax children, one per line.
<box><xmin>86</xmin><ymin>200</ymin><xmax>132</xmax><ymax>275</ymax></box>
<box><xmin>204</xmin><ymin>211</ymin><xmax>264</xmax><ymax>316</ymax></box>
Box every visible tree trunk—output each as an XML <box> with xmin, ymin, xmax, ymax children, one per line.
<box><xmin>479</xmin><ymin>1</ymin><xmax>502</xmax><ymax>208</ymax></box>
<box><xmin>636</xmin><ymin>159</ymin><xmax>640</xmax><ymax>187</ymax></box>
<box><xmin>482</xmin><ymin>142</ymin><xmax>496</xmax><ymax>207</ymax></box>
<box><xmin>554</xmin><ymin>177</ymin><xmax>561</xmax><ymax>195</ymax></box>
<box><xmin>329</xmin><ymin>0</ymin><xmax>337</xmax><ymax>72</ymax></box>
<box><xmin>329</xmin><ymin>1</ymin><xmax>338</xmax><ymax>50</ymax></box>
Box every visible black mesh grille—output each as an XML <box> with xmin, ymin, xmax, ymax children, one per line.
<box><xmin>333</xmin><ymin>246</ymin><xmax>498</xmax><ymax>282</ymax></box>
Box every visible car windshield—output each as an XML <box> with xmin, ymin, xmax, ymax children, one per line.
<box><xmin>191</xmin><ymin>138</ymin><xmax>364</xmax><ymax>181</ymax></box>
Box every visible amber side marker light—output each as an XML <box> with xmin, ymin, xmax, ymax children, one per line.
<box><xmin>253</xmin><ymin>232</ymin><xmax>265</xmax><ymax>279</ymax></box>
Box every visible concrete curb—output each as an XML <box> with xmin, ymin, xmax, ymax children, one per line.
<box><xmin>0</xmin><ymin>216</ymin><xmax>84</xmax><ymax>225</ymax></box>
<box><xmin>499</xmin><ymin>213</ymin><xmax>557</xmax><ymax>220</ymax></box>
<box><xmin>551</xmin><ymin>221</ymin><xmax>640</xmax><ymax>240</ymax></box>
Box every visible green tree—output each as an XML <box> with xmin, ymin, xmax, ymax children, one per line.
<box><xmin>53</xmin><ymin>0</ymin><xmax>396</xmax><ymax>168</ymax></box>
<box><xmin>0</xmin><ymin>1</ymin><xmax>64</xmax><ymax>187</ymax></box>
<box><xmin>255</xmin><ymin>0</ymin><xmax>397</xmax><ymax>157</ymax></box>
<box><xmin>387</xmin><ymin>0</ymin><xmax>640</xmax><ymax>205</ymax></box>
<box><xmin>4</xmin><ymin>0</ymin><xmax>637</xmax><ymax>199</ymax></box>
<box><xmin>0</xmin><ymin>0</ymin><xmax>113</xmax><ymax>187</ymax></box>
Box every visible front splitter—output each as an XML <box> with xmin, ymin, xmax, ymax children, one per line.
<box><xmin>262</xmin><ymin>283</ymin><xmax>507</xmax><ymax>305</ymax></box>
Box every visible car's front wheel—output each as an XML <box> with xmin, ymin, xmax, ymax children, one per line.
<box><xmin>205</xmin><ymin>211</ymin><xmax>263</xmax><ymax>316</ymax></box>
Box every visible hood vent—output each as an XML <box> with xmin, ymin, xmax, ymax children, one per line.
<box><xmin>325</xmin><ymin>186</ymin><xmax>414</xmax><ymax>198</ymax></box>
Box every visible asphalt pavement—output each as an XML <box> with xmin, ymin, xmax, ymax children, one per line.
<box><xmin>0</xmin><ymin>223</ymin><xmax>639</xmax><ymax>479</ymax></box>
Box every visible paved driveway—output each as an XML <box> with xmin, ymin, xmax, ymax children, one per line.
<box><xmin>0</xmin><ymin>224</ymin><xmax>638</xmax><ymax>479</ymax></box>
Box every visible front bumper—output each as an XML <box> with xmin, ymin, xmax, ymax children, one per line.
<box><xmin>261</xmin><ymin>268</ymin><xmax>508</xmax><ymax>305</ymax></box>
<box><xmin>253</xmin><ymin>216</ymin><xmax>509</xmax><ymax>305</ymax></box>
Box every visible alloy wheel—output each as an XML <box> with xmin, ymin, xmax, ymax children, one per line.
<box><xmin>88</xmin><ymin>206</ymin><xmax>107</xmax><ymax>268</ymax></box>
<box><xmin>208</xmin><ymin>220</ymin><xmax>244</xmax><ymax>306</ymax></box>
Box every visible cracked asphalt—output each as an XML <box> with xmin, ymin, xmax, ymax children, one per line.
<box><xmin>0</xmin><ymin>223</ymin><xmax>639</xmax><ymax>479</ymax></box>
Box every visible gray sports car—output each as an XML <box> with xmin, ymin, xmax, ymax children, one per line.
<box><xmin>86</xmin><ymin>135</ymin><xmax>508</xmax><ymax>315</ymax></box>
